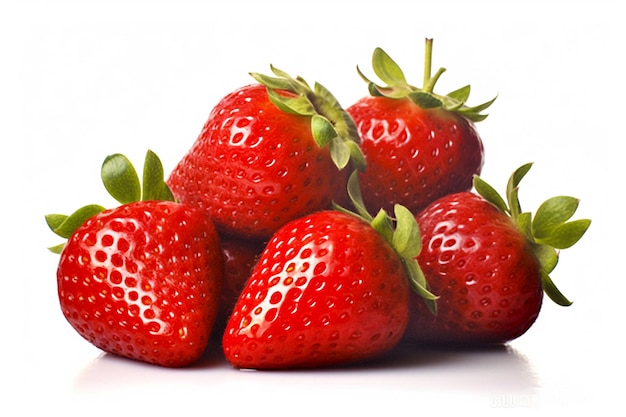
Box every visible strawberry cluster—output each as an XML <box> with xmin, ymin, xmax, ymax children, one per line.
<box><xmin>47</xmin><ymin>39</ymin><xmax>590</xmax><ymax>369</ymax></box>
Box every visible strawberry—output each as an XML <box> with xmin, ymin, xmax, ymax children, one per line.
<box><xmin>167</xmin><ymin>67</ymin><xmax>365</xmax><ymax>240</ymax></box>
<box><xmin>347</xmin><ymin>39</ymin><xmax>496</xmax><ymax>214</ymax></box>
<box><xmin>404</xmin><ymin>164</ymin><xmax>591</xmax><ymax>345</ymax></box>
<box><xmin>214</xmin><ymin>233</ymin><xmax>265</xmax><ymax>334</ymax></box>
<box><xmin>46</xmin><ymin>151</ymin><xmax>224</xmax><ymax>367</ymax></box>
<box><xmin>222</xmin><ymin>174</ymin><xmax>435</xmax><ymax>369</ymax></box>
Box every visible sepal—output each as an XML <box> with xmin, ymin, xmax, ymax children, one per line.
<box><xmin>46</xmin><ymin>150</ymin><xmax>175</xmax><ymax>254</ymax></box>
<box><xmin>251</xmin><ymin>66</ymin><xmax>365</xmax><ymax>171</ymax></box>
<box><xmin>334</xmin><ymin>171</ymin><xmax>438</xmax><ymax>312</ymax></box>
<box><xmin>357</xmin><ymin>39</ymin><xmax>496</xmax><ymax>122</ymax></box>
<box><xmin>473</xmin><ymin>163</ymin><xmax>591</xmax><ymax>307</ymax></box>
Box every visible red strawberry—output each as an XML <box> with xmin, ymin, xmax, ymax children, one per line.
<box><xmin>347</xmin><ymin>39</ymin><xmax>496</xmax><ymax>214</ymax></box>
<box><xmin>167</xmin><ymin>67</ymin><xmax>365</xmax><ymax>240</ymax></box>
<box><xmin>405</xmin><ymin>164</ymin><xmax>590</xmax><ymax>345</ymax></box>
<box><xmin>222</xmin><ymin>179</ymin><xmax>435</xmax><ymax>369</ymax></box>
<box><xmin>214</xmin><ymin>233</ymin><xmax>265</xmax><ymax>334</ymax></box>
<box><xmin>46</xmin><ymin>151</ymin><xmax>224</xmax><ymax>367</ymax></box>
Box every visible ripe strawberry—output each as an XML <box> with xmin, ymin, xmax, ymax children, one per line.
<box><xmin>347</xmin><ymin>39</ymin><xmax>496</xmax><ymax>214</ymax></box>
<box><xmin>214</xmin><ymin>233</ymin><xmax>265</xmax><ymax>334</ymax></box>
<box><xmin>222</xmin><ymin>177</ymin><xmax>435</xmax><ymax>369</ymax></box>
<box><xmin>167</xmin><ymin>67</ymin><xmax>365</xmax><ymax>240</ymax></box>
<box><xmin>46</xmin><ymin>151</ymin><xmax>224</xmax><ymax>367</ymax></box>
<box><xmin>405</xmin><ymin>164</ymin><xmax>591</xmax><ymax>345</ymax></box>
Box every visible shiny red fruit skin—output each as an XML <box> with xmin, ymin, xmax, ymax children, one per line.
<box><xmin>214</xmin><ymin>233</ymin><xmax>265</xmax><ymax>335</ymax></box>
<box><xmin>57</xmin><ymin>201</ymin><xmax>224</xmax><ymax>367</ymax></box>
<box><xmin>222</xmin><ymin>211</ymin><xmax>410</xmax><ymax>369</ymax></box>
<box><xmin>405</xmin><ymin>192</ymin><xmax>543</xmax><ymax>345</ymax></box>
<box><xmin>168</xmin><ymin>84</ymin><xmax>349</xmax><ymax>240</ymax></box>
<box><xmin>347</xmin><ymin>96</ymin><xmax>484</xmax><ymax>214</ymax></box>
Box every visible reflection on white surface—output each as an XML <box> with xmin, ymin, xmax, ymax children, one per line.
<box><xmin>70</xmin><ymin>342</ymin><xmax>541</xmax><ymax>413</ymax></box>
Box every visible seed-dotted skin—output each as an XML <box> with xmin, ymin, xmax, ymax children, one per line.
<box><xmin>57</xmin><ymin>201</ymin><xmax>224</xmax><ymax>367</ymax></box>
<box><xmin>347</xmin><ymin>96</ymin><xmax>484</xmax><ymax>215</ymax></box>
<box><xmin>222</xmin><ymin>211</ymin><xmax>410</xmax><ymax>369</ymax></box>
<box><xmin>168</xmin><ymin>84</ymin><xmax>349</xmax><ymax>240</ymax></box>
<box><xmin>404</xmin><ymin>192</ymin><xmax>543</xmax><ymax>345</ymax></box>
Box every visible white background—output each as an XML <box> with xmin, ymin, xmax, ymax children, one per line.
<box><xmin>2</xmin><ymin>0</ymin><xmax>622</xmax><ymax>415</ymax></box>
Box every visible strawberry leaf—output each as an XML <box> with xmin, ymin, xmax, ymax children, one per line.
<box><xmin>371</xmin><ymin>208</ymin><xmax>394</xmax><ymax>243</ymax></box>
<box><xmin>142</xmin><ymin>150</ymin><xmax>175</xmax><ymax>202</ymax></box>
<box><xmin>45</xmin><ymin>213</ymin><xmax>68</xmax><ymax>231</ymax></box>
<box><xmin>447</xmin><ymin>85</ymin><xmax>470</xmax><ymax>103</ymax></box>
<box><xmin>516</xmin><ymin>212</ymin><xmax>534</xmax><ymax>242</ymax></box>
<box><xmin>506</xmin><ymin>162</ymin><xmax>533</xmax><ymax>219</ymax></box>
<box><xmin>473</xmin><ymin>174</ymin><xmax>508</xmax><ymax>213</ymax></box>
<box><xmin>102</xmin><ymin>153</ymin><xmax>141</xmax><ymax>205</ymax></box>
<box><xmin>542</xmin><ymin>270</ymin><xmax>573</xmax><ymax>306</ymax></box>
<box><xmin>532</xmin><ymin>196</ymin><xmax>580</xmax><ymax>239</ymax></box>
<box><xmin>266</xmin><ymin>88</ymin><xmax>315</xmax><ymax>116</ymax></box>
<box><xmin>474</xmin><ymin>163</ymin><xmax>590</xmax><ymax>308</ymax></box>
<box><xmin>533</xmin><ymin>243</ymin><xmax>559</xmax><ymax>274</ymax></box>
<box><xmin>252</xmin><ymin>66</ymin><xmax>365</xmax><ymax>171</ymax></box>
<box><xmin>372</xmin><ymin>47</ymin><xmax>408</xmax><ymax>87</ymax></box>
<box><xmin>536</xmin><ymin>219</ymin><xmax>591</xmax><ymax>249</ymax></box>
<box><xmin>359</xmin><ymin>40</ymin><xmax>495</xmax><ymax>121</ymax></box>
<box><xmin>402</xmin><ymin>258</ymin><xmax>438</xmax><ymax>314</ymax></box>
<box><xmin>329</xmin><ymin>137</ymin><xmax>351</xmax><ymax>170</ymax></box>
<box><xmin>311</xmin><ymin>115</ymin><xmax>336</xmax><ymax>147</ymax></box>
<box><xmin>47</xmin><ymin>204</ymin><xmax>106</xmax><ymax>239</ymax></box>
<box><xmin>335</xmin><ymin>171</ymin><xmax>438</xmax><ymax>312</ymax></box>
<box><xmin>392</xmin><ymin>204</ymin><xmax>421</xmax><ymax>259</ymax></box>
<box><xmin>407</xmin><ymin>91</ymin><xmax>443</xmax><ymax>109</ymax></box>
<box><xmin>45</xmin><ymin>203</ymin><xmax>106</xmax><ymax>249</ymax></box>
<box><xmin>47</xmin><ymin>150</ymin><xmax>179</xmax><ymax>255</ymax></box>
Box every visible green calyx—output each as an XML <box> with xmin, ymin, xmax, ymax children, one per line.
<box><xmin>357</xmin><ymin>38</ymin><xmax>497</xmax><ymax>122</ymax></box>
<box><xmin>45</xmin><ymin>150</ymin><xmax>175</xmax><ymax>254</ymax></box>
<box><xmin>473</xmin><ymin>163</ymin><xmax>591</xmax><ymax>306</ymax></box>
<box><xmin>250</xmin><ymin>66</ymin><xmax>366</xmax><ymax>171</ymax></box>
<box><xmin>334</xmin><ymin>171</ymin><xmax>438</xmax><ymax>314</ymax></box>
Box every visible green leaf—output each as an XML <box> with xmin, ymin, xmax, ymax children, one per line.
<box><xmin>447</xmin><ymin>85</ymin><xmax>471</xmax><ymax>104</ymax></box>
<box><xmin>48</xmin><ymin>204</ymin><xmax>106</xmax><ymax>239</ymax></box>
<box><xmin>311</xmin><ymin>115</ymin><xmax>337</xmax><ymax>147</ymax></box>
<box><xmin>532</xmin><ymin>196</ymin><xmax>580</xmax><ymax>239</ymax></box>
<box><xmin>329</xmin><ymin>137</ymin><xmax>351</xmax><ymax>170</ymax></box>
<box><xmin>473</xmin><ymin>175</ymin><xmax>508</xmax><ymax>213</ymax></box>
<box><xmin>403</xmin><ymin>258</ymin><xmax>438</xmax><ymax>314</ymax></box>
<box><xmin>460</xmin><ymin>95</ymin><xmax>498</xmax><ymax>115</ymax></box>
<box><xmin>541</xmin><ymin>270</ymin><xmax>573</xmax><ymax>307</ymax></box>
<box><xmin>392</xmin><ymin>204</ymin><xmax>421</xmax><ymax>259</ymax></box>
<box><xmin>45</xmin><ymin>214</ymin><xmax>68</xmax><ymax>231</ymax></box>
<box><xmin>516</xmin><ymin>212</ymin><xmax>533</xmax><ymax>241</ymax></box>
<box><xmin>372</xmin><ymin>47</ymin><xmax>408</xmax><ymax>87</ymax></box>
<box><xmin>536</xmin><ymin>219</ymin><xmax>591</xmax><ymax>249</ymax></box>
<box><xmin>142</xmin><ymin>150</ymin><xmax>175</xmax><ymax>202</ymax></box>
<box><xmin>344</xmin><ymin>170</ymin><xmax>372</xmax><ymax>221</ymax></box>
<box><xmin>345</xmin><ymin>140</ymin><xmax>367</xmax><ymax>172</ymax></box>
<box><xmin>266</xmin><ymin>88</ymin><xmax>315</xmax><ymax>116</ymax></box>
<box><xmin>102</xmin><ymin>153</ymin><xmax>141</xmax><ymax>204</ymax></box>
<box><xmin>371</xmin><ymin>208</ymin><xmax>394</xmax><ymax>243</ymax></box>
<box><xmin>534</xmin><ymin>243</ymin><xmax>559</xmax><ymax>274</ymax></box>
<box><xmin>250</xmin><ymin>71</ymin><xmax>298</xmax><ymax>92</ymax></box>
<box><xmin>506</xmin><ymin>162</ymin><xmax>533</xmax><ymax>218</ymax></box>
<box><xmin>48</xmin><ymin>242</ymin><xmax>67</xmax><ymax>254</ymax></box>
<box><xmin>407</xmin><ymin>91</ymin><xmax>443</xmax><ymax>109</ymax></box>
<box><xmin>314</xmin><ymin>82</ymin><xmax>341</xmax><ymax>108</ymax></box>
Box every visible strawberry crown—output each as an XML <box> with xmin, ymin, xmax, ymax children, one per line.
<box><xmin>250</xmin><ymin>66</ymin><xmax>366</xmax><ymax>171</ymax></box>
<box><xmin>334</xmin><ymin>171</ymin><xmax>438</xmax><ymax>314</ymax></box>
<box><xmin>357</xmin><ymin>39</ymin><xmax>497</xmax><ymax>122</ymax></box>
<box><xmin>473</xmin><ymin>163</ymin><xmax>591</xmax><ymax>306</ymax></box>
<box><xmin>45</xmin><ymin>150</ymin><xmax>175</xmax><ymax>254</ymax></box>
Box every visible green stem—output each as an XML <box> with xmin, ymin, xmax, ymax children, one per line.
<box><xmin>423</xmin><ymin>38</ymin><xmax>433</xmax><ymax>91</ymax></box>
